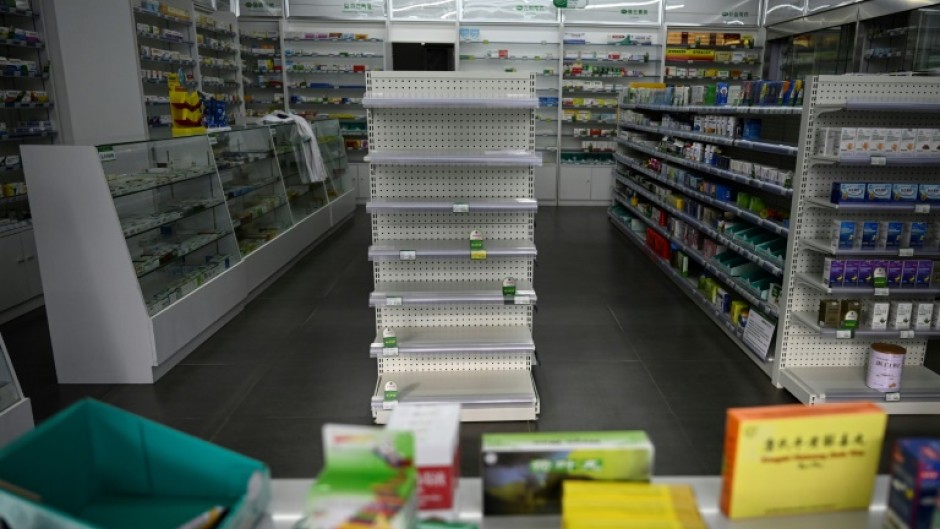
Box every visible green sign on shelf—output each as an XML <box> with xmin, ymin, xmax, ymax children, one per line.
<box><xmin>553</xmin><ymin>0</ymin><xmax>587</xmax><ymax>7</ymax></box>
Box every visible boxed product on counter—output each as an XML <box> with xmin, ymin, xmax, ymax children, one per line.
<box><xmin>482</xmin><ymin>431</ymin><xmax>653</xmax><ymax>516</ymax></box>
<box><xmin>887</xmin><ymin>439</ymin><xmax>940</xmax><ymax>529</ymax></box>
<box><xmin>720</xmin><ymin>402</ymin><xmax>887</xmax><ymax>520</ymax></box>
<box><xmin>563</xmin><ymin>482</ymin><xmax>707</xmax><ymax>529</ymax></box>
<box><xmin>307</xmin><ymin>425</ymin><xmax>417</xmax><ymax>529</ymax></box>
<box><xmin>387</xmin><ymin>404</ymin><xmax>461</xmax><ymax>519</ymax></box>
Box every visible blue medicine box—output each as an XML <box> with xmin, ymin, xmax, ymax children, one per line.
<box><xmin>867</xmin><ymin>183</ymin><xmax>893</xmax><ymax>202</ymax></box>
<box><xmin>831</xmin><ymin>183</ymin><xmax>866</xmax><ymax>203</ymax></box>
<box><xmin>893</xmin><ymin>184</ymin><xmax>918</xmax><ymax>202</ymax></box>
<box><xmin>887</xmin><ymin>438</ymin><xmax>940</xmax><ymax>529</ymax></box>
<box><xmin>919</xmin><ymin>184</ymin><xmax>940</xmax><ymax>204</ymax></box>
<box><xmin>0</xmin><ymin>400</ymin><xmax>271</xmax><ymax>529</ymax></box>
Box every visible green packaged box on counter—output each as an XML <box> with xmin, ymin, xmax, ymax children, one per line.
<box><xmin>481</xmin><ymin>431</ymin><xmax>653</xmax><ymax>516</ymax></box>
<box><xmin>0</xmin><ymin>399</ymin><xmax>270</xmax><ymax>529</ymax></box>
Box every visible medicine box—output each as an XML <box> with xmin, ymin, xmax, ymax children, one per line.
<box><xmin>886</xmin><ymin>129</ymin><xmax>903</xmax><ymax>156</ymax></box>
<box><xmin>824</xmin><ymin>258</ymin><xmax>844</xmax><ymax>287</ymax></box>
<box><xmin>901</xmin><ymin>129</ymin><xmax>917</xmax><ymax>156</ymax></box>
<box><xmin>859</xmin><ymin>261</ymin><xmax>875</xmax><ymax>286</ymax></box>
<box><xmin>890</xmin><ymin>301</ymin><xmax>913</xmax><ymax>329</ymax></box>
<box><xmin>831</xmin><ymin>183</ymin><xmax>866</xmax><ymax>203</ymax></box>
<box><xmin>902</xmin><ymin>260</ymin><xmax>919</xmax><ymax>287</ymax></box>
<box><xmin>914</xmin><ymin>302</ymin><xmax>934</xmax><ymax>330</ymax></box>
<box><xmin>387</xmin><ymin>404</ymin><xmax>461</xmax><ymax>518</ymax></box>
<box><xmin>919</xmin><ymin>184</ymin><xmax>940</xmax><ymax>204</ymax></box>
<box><xmin>840</xmin><ymin>299</ymin><xmax>861</xmax><ymax>329</ymax></box>
<box><xmin>832</xmin><ymin>220</ymin><xmax>857</xmax><ymax>249</ymax></box>
<box><xmin>861</xmin><ymin>221</ymin><xmax>881</xmax><ymax>249</ymax></box>
<box><xmin>871</xmin><ymin>129</ymin><xmax>888</xmax><ymax>154</ymax></box>
<box><xmin>917</xmin><ymin>260</ymin><xmax>934</xmax><ymax>287</ymax></box>
<box><xmin>482</xmin><ymin>431</ymin><xmax>653</xmax><ymax>515</ymax></box>
<box><xmin>843</xmin><ymin>260</ymin><xmax>860</xmax><ymax>286</ymax></box>
<box><xmin>864</xmin><ymin>301</ymin><xmax>890</xmax><ymax>330</ymax></box>
<box><xmin>818</xmin><ymin>300</ymin><xmax>841</xmax><ymax>327</ymax></box>
<box><xmin>883</xmin><ymin>222</ymin><xmax>904</xmax><ymax>249</ymax></box>
<box><xmin>0</xmin><ymin>400</ymin><xmax>271</xmax><ymax>529</ymax></box>
<box><xmin>906</xmin><ymin>222</ymin><xmax>928</xmax><ymax>249</ymax></box>
<box><xmin>839</xmin><ymin>127</ymin><xmax>857</xmax><ymax>155</ymax></box>
<box><xmin>887</xmin><ymin>439</ymin><xmax>940</xmax><ymax>529</ymax></box>
<box><xmin>856</xmin><ymin>128</ymin><xmax>875</xmax><ymax>153</ymax></box>
<box><xmin>916</xmin><ymin>129</ymin><xmax>933</xmax><ymax>158</ymax></box>
<box><xmin>894</xmin><ymin>184</ymin><xmax>919</xmax><ymax>202</ymax></box>
<box><xmin>867</xmin><ymin>183</ymin><xmax>893</xmax><ymax>202</ymax></box>
<box><xmin>888</xmin><ymin>260</ymin><xmax>904</xmax><ymax>287</ymax></box>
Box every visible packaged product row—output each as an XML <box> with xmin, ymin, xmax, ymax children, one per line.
<box><xmin>1</xmin><ymin>181</ymin><xmax>24</xmax><ymax>198</ymax></box>
<box><xmin>817</xmin><ymin>298</ymin><xmax>939</xmax><ymax>331</ymax></box>
<box><xmin>197</xmin><ymin>35</ymin><xmax>236</xmax><ymax>52</ymax></box>
<box><xmin>821</xmin><ymin>127</ymin><xmax>940</xmax><ymax>158</ymax></box>
<box><xmin>2</xmin><ymin>120</ymin><xmax>52</xmax><ymax>135</ymax></box>
<box><xmin>563</xmin><ymin>31</ymin><xmax>655</xmax><ymax>45</ymax></box>
<box><xmin>581</xmin><ymin>140</ymin><xmax>615</xmax><ymax>153</ymax></box>
<box><xmin>664</xmin><ymin>67</ymin><xmax>754</xmax><ymax>80</ymax></box>
<box><xmin>830</xmin><ymin>219</ymin><xmax>940</xmax><ymax>250</ymax></box>
<box><xmin>289</xmin><ymin>95</ymin><xmax>361</xmax><ymax>105</ymax></box>
<box><xmin>145</xmin><ymin>255</ymin><xmax>233</xmax><ymax>316</ymax></box>
<box><xmin>831</xmin><ymin>182</ymin><xmax>940</xmax><ymax>204</ymax></box>
<box><xmin>562</xmin><ymin>97</ymin><xmax>617</xmax><ymax>108</ymax></box>
<box><xmin>200</xmin><ymin>57</ymin><xmax>237</xmax><ymax>69</ymax></box>
<box><xmin>823</xmin><ymin>257</ymin><xmax>938</xmax><ymax>289</ymax></box>
<box><xmin>136</xmin><ymin>23</ymin><xmax>186</xmax><ymax>43</ymax></box>
<box><xmin>286</xmin><ymin>49</ymin><xmax>380</xmax><ymax>58</ymax></box>
<box><xmin>563</xmin><ymin>109</ymin><xmax>615</xmax><ymax>122</ymax></box>
<box><xmin>623</xmin><ymin>109</ymin><xmax>765</xmax><ymax>140</ymax></box>
<box><xmin>286</xmin><ymin>31</ymin><xmax>375</xmax><ymax>41</ymax></box>
<box><xmin>195</xmin><ymin>14</ymin><xmax>234</xmax><ymax>34</ymax></box>
<box><xmin>139</xmin><ymin>46</ymin><xmax>193</xmax><ymax>63</ymax></box>
<box><xmin>666</xmin><ymin>31</ymin><xmax>756</xmax><ymax>47</ymax></box>
<box><xmin>574</xmin><ymin>127</ymin><xmax>615</xmax><ymax>138</ymax></box>
<box><xmin>564</xmin><ymin>51</ymin><xmax>649</xmax><ymax>61</ymax></box>
<box><xmin>562</xmin><ymin>79</ymin><xmax>619</xmax><ymax>92</ymax></box>
<box><xmin>0</xmin><ymin>89</ymin><xmax>47</xmax><ymax>104</ymax></box>
<box><xmin>244</xmin><ymin>57</ymin><xmax>281</xmax><ymax>73</ymax></box>
<box><xmin>285</xmin><ymin>62</ymin><xmax>374</xmax><ymax>73</ymax></box>
<box><xmin>627</xmin><ymin>81</ymin><xmax>805</xmax><ymax>108</ymax></box>
<box><xmin>564</xmin><ymin>65</ymin><xmax>647</xmax><ymax>77</ymax></box>
<box><xmin>141</xmin><ymin>69</ymin><xmax>195</xmax><ymax>83</ymax></box>
<box><xmin>0</xmin><ymin>57</ymin><xmax>39</xmax><ymax>76</ymax></box>
<box><xmin>137</xmin><ymin>0</ymin><xmax>190</xmax><ymax>21</ymax></box>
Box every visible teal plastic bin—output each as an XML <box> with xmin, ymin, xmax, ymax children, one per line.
<box><xmin>0</xmin><ymin>399</ymin><xmax>270</xmax><ymax>529</ymax></box>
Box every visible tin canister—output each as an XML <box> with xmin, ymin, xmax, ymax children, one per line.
<box><xmin>866</xmin><ymin>342</ymin><xmax>906</xmax><ymax>392</ymax></box>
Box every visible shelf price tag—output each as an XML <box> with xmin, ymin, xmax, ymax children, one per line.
<box><xmin>835</xmin><ymin>329</ymin><xmax>853</xmax><ymax>339</ymax></box>
<box><xmin>470</xmin><ymin>249</ymin><xmax>487</xmax><ymax>260</ymax></box>
<box><xmin>399</xmin><ymin>250</ymin><xmax>416</xmax><ymax>261</ymax></box>
<box><xmin>900</xmin><ymin>330</ymin><xmax>915</xmax><ymax>339</ymax></box>
<box><xmin>97</xmin><ymin>147</ymin><xmax>116</xmax><ymax>162</ymax></box>
<box><xmin>915</xmin><ymin>204</ymin><xmax>931</xmax><ymax>214</ymax></box>
<box><xmin>382</xmin><ymin>347</ymin><xmax>399</xmax><ymax>357</ymax></box>
<box><xmin>900</xmin><ymin>248</ymin><xmax>914</xmax><ymax>257</ymax></box>
<box><xmin>208</xmin><ymin>136</ymin><xmax>218</xmax><ymax>146</ymax></box>
<box><xmin>385</xmin><ymin>296</ymin><xmax>403</xmax><ymax>306</ymax></box>
<box><xmin>453</xmin><ymin>202</ymin><xmax>470</xmax><ymax>213</ymax></box>
<box><xmin>870</xmin><ymin>156</ymin><xmax>887</xmax><ymax>166</ymax></box>
<box><xmin>885</xmin><ymin>392</ymin><xmax>901</xmax><ymax>402</ymax></box>
<box><xmin>874</xmin><ymin>288</ymin><xmax>890</xmax><ymax>297</ymax></box>
<box><xmin>514</xmin><ymin>295</ymin><xmax>531</xmax><ymax>305</ymax></box>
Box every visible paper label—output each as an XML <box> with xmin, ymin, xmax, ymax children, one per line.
<box><xmin>382</xmin><ymin>347</ymin><xmax>399</xmax><ymax>356</ymax></box>
<box><xmin>208</xmin><ymin>136</ymin><xmax>218</xmax><ymax>145</ymax></box>
<box><xmin>870</xmin><ymin>156</ymin><xmax>886</xmax><ymax>166</ymax></box>
<box><xmin>399</xmin><ymin>250</ymin><xmax>416</xmax><ymax>260</ymax></box>
<box><xmin>470</xmin><ymin>249</ymin><xmax>487</xmax><ymax>260</ymax></box>
<box><xmin>386</xmin><ymin>296</ymin><xmax>403</xmax><ymax>306</ymax></box>
<box><xmin>900</xmin><ymin>330</ymin><xmax>915</xmax><ymax>339</ymax></box>
<box><xmin>453</xmin><ymin>203</ymin><xmax>470</xmax><ymax>213</ymax></box>
<box><xmin>874</xmin><ymin>288</ymin><xmax>890</xmax><ymax>296</ymax></box>
<box><xmin>900</xmin><ymin>248</ymin><xmax>914</xmax><ymax>257</ymax></box>
<box><xmin>514</xmin><ymin>295</ymin><xmax>531</xmax><ymax>305</ymax></box>
<box><xmin>97</xmin><ymin>147</ymin><xmax>116</xmax><ymax>162</ymax></box>
<box><xmin>742</xmin><ymin>310</ymin><xmax>775</xmax><ymax>360</ymax></box>
<box><xmin>382</xmin><ymin>401</ymin><xmax>398</xmax><ymax>410</ymax></box>
<box><xmin>885</xmin><ymin>392</ymin><xmax>901</xmax><ymax>402</ymax></box>
<box><xmin>915</xmin><ymin>204</ymin><xmax>931</xmax><ymax>214</ymax></box>
<box><xmin>836</xmin><ymin>329</ymin><xmax>853</xmax><ymax>339</ymax></box>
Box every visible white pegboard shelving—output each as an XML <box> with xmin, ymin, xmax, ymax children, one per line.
<box><xmin>621</xmin><ymin>103</ymin><xmax>803</xmax><ymax>116</ymax></box>
<box><xmin>811</xmin><ymin>154</ymin><xmax>940</xmax><ymax>167</ymax></box>
<box><xmin>369</xmin><ymin>326</ymin><xmax>535</xmax><ymax>357</ymax></box>
<box><xmin>800</xmin><ymin>238</ymin><xmax>940</xmax><ymax>258</ymax></box>
<box><xmin>775</xmin><ymin>76</ymin><xmax>940</xmax><ymax>413</ymax></box>
<box><xmin>366</xmin><ymin>72</ymin><xmax>539</xmax><ymax>423</ymax></box>
<box><xmin>369</xmin><ymin>240</ymin><xmax>536</xmax><ymax>261</ymax></box>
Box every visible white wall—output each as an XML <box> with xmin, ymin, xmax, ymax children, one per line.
<box><xmin>41</xmin><ymin>0</ymin><xmax>147</xmax><ymax>145</ymax></box>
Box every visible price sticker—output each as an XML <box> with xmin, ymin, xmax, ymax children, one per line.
<box><xmin>874</xmin><ymin>288</ymin><xmax>890</xmax><ymax>297</ymax></box>
<box><xmin>470</xmin><ymin>249</ymin><xmax>487</xmax><ymax>260</ymax></box>
<box><xmin>900</xmin><ymin>248</ymin><xmax>914</xmax><ymax>257</ymax></box>
<box><xmin>453</xmin><ymin>203</ymin><xmax>470</xmax><ymax>213</ymax></box>
<box><xmin>97</xmin><ymin>147</ymin><xmax>116</xmax><ymax>162</ymax></box>
<box><xmin>915</xmin><ymin>204</ymin><xmax>931</xmax><ymax>214</ymax></box>
<box><xmin>382</xmin><ymin>400</ymin><xmax>398</xmax><ymax>410</ymax></box>
<box><xmin>870</xmin><ymin>156</ymin><xmax>887</xmax><ymax>166</ymax></box>
<box><xmin>885</xmin><ymin>392</ymin><xmax>901</xmax><ymax>402</ymax></box>
<box><xmin>514</xmin><ymin>295</ymin><xmax>531</xmax><ymax>305</ymax></box>
<box><xmin>208</xmin><ymin>136</ymin><xmax>218</xmax><ymax>146</ymax></box>
<box><xmin>900</xmin><ymin>330</ymin><xmax>915</xmax><ymax>339</ymax></box>
<box><xmin>382</xmin><ymin>347</ymin><xmax>399</xmax><ymax>357</ymax></box>
<box><xmin>385</xmin><ymin>296</ymin><xmax>403</xmax><ymax>306</ymax></box>
<box><xmin>836</xmin><ymin>329</ymin><xmax>853</xmax><ymax>339</ymax></box>
<box><xmin>399</xmin><ymin>250</ymin><xmax>416</xmax><ymax>261</ymax></box>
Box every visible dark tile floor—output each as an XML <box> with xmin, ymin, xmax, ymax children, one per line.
<box><xmin>4</xmin><ymin>206</ymin><xmax>940</xmax><ymax>478</ymax></box>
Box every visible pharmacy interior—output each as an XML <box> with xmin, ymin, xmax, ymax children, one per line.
<box><xmin>1</xmin><ymin>0</ymin><xmax>940</xmax><ymax>528</ymax></box>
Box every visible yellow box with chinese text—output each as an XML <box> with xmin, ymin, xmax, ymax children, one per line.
<box><xmin>720</xmin><ymin>402</ymin><xmax>887</xmax><ymax>519</ymax></box>
<box><xmin>562</xmin><ymin>481</ymin><xmax>707</xmax><ymax>529</ymax></box>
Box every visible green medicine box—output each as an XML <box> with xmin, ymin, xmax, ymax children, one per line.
<box><xmin>0</xmin><ymin>400</ymin><xmax>270</xmax><ymax>529</ymax></box>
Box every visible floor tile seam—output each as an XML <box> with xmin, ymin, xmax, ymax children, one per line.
<box><xmin>208</xmin><ymin>362</ymin><xmax>281</xmax><ymax>441</ymax></box>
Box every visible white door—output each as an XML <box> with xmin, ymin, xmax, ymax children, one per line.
<box><xmin>0</xmin><ymin>234</ymin><xmax>30</xmax><ymax>311</ymax></box>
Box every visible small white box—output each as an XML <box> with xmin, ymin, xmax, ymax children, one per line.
<box><xmin>855</xmin><ymin>128</ymin><xmax>874</xmax><ymax>153</ymax></box>
<box><xmin>885</xmin><ymin>128</ymin><xmax>903</xmax><ymax>156</ymax></box>
<box><xmin>839</xmin><ymin>128</ymin><xmax>857</xmax><ymax>155</ymax></box>
<box><xmin>916</xmin><ymin>129</ymin><xmax>933</xmax><ymax>157</ymax></box>
<box><xmin>890</xmin><ymin>301</ymin><xmax>913</xmax><ymax>330</ymax></box>
<box><xmin>914</xmin><ymin>301</ymin><xmax>934</xmax><ymax>330</ymax></box>
<box><xmin>870</xmin><ymin>128</ymin><xmax>888</xmax><ymax>154</ymax></box>
<box><xmin>900</xmin><ymin>129</ymin><xmax>918</xmax><ymax>157</ymax></box>
<box><xmin>931</xmin><ymin>129</ymin><xmax>940</xmax><ymax>158</ymax></box>
<box><xmin>865</xmin><ymin>301</ymin><xmax>890</xmax><ymax>331</ymax></box>
<box><xmin>387</xmin><ymin>403</ymin><xmax>461</xmax><ymax>519</ymax></box>
<box><xmin>821</xmin><ymin>127</ymin><xmax>840</xmax><ymax>156</ymax></box>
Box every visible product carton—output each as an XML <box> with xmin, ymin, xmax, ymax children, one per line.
<box><xmin>387</xmin><ymin>404</ymin><xmax>460</xmax><ymax>519</ymax></box>
<box><xmin>920</xmin><ymin>184</ymin><xmax>940</xmax><ymax>204</ymax></box>
<box><xmin>861</xmin><ymin>221</ymin><xmax>881</xmax><ymax>249</ymax></box>
<box><xmin>859</xmin><ymin>260</ymin><xmax>875</xmax><ymax>286</ymax></box>
<box><xmin>886</xmin><ymin>129</ymin><xmax>903</xmax><ymax>156</ymax></box>
<box><xmin>482</xmin><ymin>431</ymin><xmax>653</xmax><ymax>515</ymax></box>
<box><xmin>563</xmin><ymin>482</ymin><xmax>707</xmax><ymax>529</ymax></box>
<box><xmin>883</xmin><ymin>222</ymin><xmax>905</xmax><ymax>250</ymax></box>
<box><xmin>839</xmin><ymin>128</ymin><xmax>858</xmax><ymax>156</ymax></box>
<box><xmin>916</xmin><ymin>129</ymin><xmax>934</xmax><ymax>158</ymax></box>
<box><xmin>823</xmin><ymin>258</ymin><xmax>844</xmax><ymax>287</ymax></box>
<box><xmin>818</xmin><ymin>300</ymin><xmax>841</xmax><ymax>327</ymax></box>
<box><xmin>887</xmin><ymin>439</ymin><xmax>940</xmax><ymax>529</ymax></box>
<box><xmin>903</xmin><ymin>260</ymin><xmax>920</xmax><ymax>287</ymax></box>
<box><xmin>888</xmin><ymin>260</ymin><xmax>905</xmax><ymax>287</ymax></box>
<box><xmin>831</xmin><ymin>183</ymin><xmax>866</xmax><ymax>203</ymax></box>
<box><xmin>894</xmin><ymin>184</ymin><xmax>919</xmax><ymax>203</ymax></box>
<box><xmin>864</xmin><ymin>301</ymin><xmax>890</xmax><ymax>330</ymax></box>
<box><xmin>840</xmin><ymin>299</ymin><xmax>861</xmax><ymax>329</ymax></box>
<box><xmin>914</xmin><ymin>302</ymin><xmax>934</xmax><ymax>330</ymax></box>
<box><xmin>833</xmin><ymin>220</ymin><xmax>857</xmax><ymax>249</ymax></box>
<box><xmin>720</xmin><ymin>403</ymin><xmax>887</xmax><ymax>519</ymax></box>
<box><xmin>917</xmin><ymin>260</ymin><xmax>934</xmax><ymax>287</ymax></box>
<box><xmin>891</xmin><ymin>301</ymin><xmax>913</xmax><ymax>329</ymax></box>
<box><xmin>868</xmin><ymin>183</ymin><xmax>893</xmax><ymax>202</ymax></box>
<box><xmin>856</xmin><ymin>128</ymin><xmax>875</xmax><ymax>154</ymax></box>
<box><xmin>843</xmin><ymin>260</ymin><xmax>860</xmax><ymax>286</ymax></box>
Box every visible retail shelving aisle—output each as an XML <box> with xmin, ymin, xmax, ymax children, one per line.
<box><xmin>611</xmin><ymin>83</ymin><xmax>802</xmax><ymax>375</ymax></box>
<box><xmin>363</xmin><ymin>72</ymin><xmax>540</xmax><ymax>423</ymax></box>
<box><xmin>776</xmin><ymin>75</ymin><xmax>940</xmax><ymax>413</ymax></box>
<box><xmin>239</xmin><ymin>20</ymin><xmax>283</xmax><ymax>122</ymax></box>
<box><xmin>194</xmin><ymin>11</ymin><xmax>241</xmax><ymax>123</ymax></box>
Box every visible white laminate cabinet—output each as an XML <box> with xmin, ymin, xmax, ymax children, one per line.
<box><xmin>534</xmin><ymin>165</ymin><xmax>557</xmax><ymax>203</ymax></box>
<box><xmin>559</xmin><ymin>165</ymin><xmax>592</xmax><ymax>201</ymax></box>
<box><xmin>590</xmin><ymin>167</ymin><xmax>613</xmax><ymax>201</ymax></box>
<box><xmin>0</xmin><ymin>230</ymin><xmax>42</xmax><ymax>317</ymax></box>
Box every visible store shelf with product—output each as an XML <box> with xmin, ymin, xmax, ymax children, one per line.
<box><xmin>370</xmin><ymin>280</ymin><xmax>537</xmax><ymax>306</ymax></box>
<box><xmin>621</xmin><ymin>102</ymin><xmax>802</xmax><ymax>116</ymax></box>
<box><xmin>368</xmin><ymin>239</ymin><xmax>536</xmax><ymax>261</ymax></box>
<box><xmin>608</xmin><ymin>205</ymin><xmax>774</xmax><ymax>372</ymax></box>
<box><xmin>366</xmin><ymin>151</ymin><xmax>542</xmax><ymax>167</ymax></box>
<box><xmin>620</xmin><ymin>122</ymin><xmax>799</xmax><ymax>157</ymax></box>
<box><xmin>369</xmin><ymin>325</ymin><xmax>535</xmax><ymax>357</ymax></box>
<box><xmin>772</xmin><ymin>76</ymin><xmax>940</xmax><ymax>413</ymax></box>
<box><xmin>366</xmin><ymin>198</ymin><xmax>537</xmax><ymax>213</ymax></box>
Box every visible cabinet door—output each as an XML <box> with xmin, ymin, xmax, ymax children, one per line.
<box><xmin>534</xmin><ymin>165</ymin><xmax>557</xmax><ymax>201</ymax></box>
<box><xmin>18</xmin><ymin>230</ymin><xmax>42</xmax><ymax>299</ymax></box>
<box><xmin>0</xmin><ymin>234</ymin><xmax>29</xmax><ymax>311</ymax></box>
<box><xmin>353</xmin><ymin>163</ymin><xmax>370</xmax><ymax>200</ymax></box>
<box><xmin>559</xmin><ymin>166</ymin><xmax>592</xmax><ymax>201</ymax></box>
<box><xmin>590</xmin><ymin>168</ymin><xmax>614</xmax><ymax>201</ymax></box>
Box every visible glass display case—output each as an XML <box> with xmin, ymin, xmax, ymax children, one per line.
<box><xmin>210</xmin><ymin>126</ymin><xmax>294</xmax><ymax>256</ymax></box>
<box><xmin>270</xmin><ymin>122</ymin><xmax>330</xmax><ymax>222</ymax></box>
<box><xmin>770</xmin><ymin>24</ymin><xmax>855</xmax><ymax>82</ymax></box>
<box><xmin>312</xmin><ymin>119</ymin><xmax>352</xmax><ymax>200</ymax></box>
<box><xmin>0</xmin><ymin>333</ymin><xmax>23</xmax><ymax>417</ymax></box>
<box><xmin>860</xmin><ymin>11</ymin><xmax>915</xmax><ymax>74</ymax></box>
<box><xmin>100</xmin><ymin>136</ymin><xmax>241</xmax><ymax>317</ymax></box>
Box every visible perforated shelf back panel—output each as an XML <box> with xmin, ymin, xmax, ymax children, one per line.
<box><xmin>372</xmin><ymin>212</ymin><xmax>534</xmax><ymax>241</ymax></box>
<box><xmin>367</xmin><ymin>109</ymin><xmax>535</xmax><ymax>152</ymax></box>
<box><xmin>366</xmin><ymin>71</ymin><xmax>535</xmax><ymax>100</ymax></box>
<box><xmin>778</xmin><ymin>76</ymin><xmax>940</xmax><ymax>373</ymax></box>
<box><xmin>376</xmin><ymin>305</ymin><xmax>533</xmax><ymax>330</ymax></box>
<box><xmin>371</xmin><ymin>167</ymin><xmax>534</xmax><ymax>199</ymax></box>
<box><xmin>374</xmin><ymin>258</ymin><xmax>534</xmax><ymax>283</ymax></box>
<box><xmin>378</xmin><ymin>353</ymin><xmax>533</xmax><ymax>374</ymax></box>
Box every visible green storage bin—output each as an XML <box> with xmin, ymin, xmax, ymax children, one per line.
<box><xmin>756</xmin><ymin>238</ymin><xmax>787</xmax><ymax>261</ymax></box>
<box><xmin>0</xmin><ymin>400</ymin><xmax>270</xmax><ymax>529</ymax></box>
<box><xmin>741</xmin><ymin>230</ymin><xmax>776</xmax><ymax>249</ymax></box>
<box><xmin>731</xmin><ymin>226</ymin><xmax>762</xmax><ymax>243</ymax></box>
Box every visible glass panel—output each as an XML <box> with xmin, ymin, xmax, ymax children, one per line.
<box><xmin>562</xmin><ymin>0</ymin><xmax>662</xmax><ymax>26</ymax></box>
<box><xmin>913</xmin><ymin>7</ymin><xmax>940</xmax><ymax>73</ymax></box>
<box><xmin>211</xmin><ymin>126</ymin><xmax>294</xmax><ymax>256</ymax></box>
<box><xmin>861</xmin><ymin>10</ymin><xmax>916</xmax><ymax>74</ymax></box>
<box><xmin>460</xmin><ymin>0</ymin><xmax>559</xmax><ymax>23</ymax></box>
<box><xmin>288</xmin><ymin>0</ymin><xmax>387</xmax><ymax>19</ymax></box>
<box><xmin>774</xmin><ymin>24</ymin><xmax>855</xmax><ymax>82</ymax></box>
<box><xmin>664</xmin><ymin>0</ymin><xmax>759</xmax><ymax>27</ymax></box>
<box><xmin>391</xmin><ymin>0</ymin><xmax>457</xmax><ymax>20</ymax></box>
<box><xmin>0</xmin><ymin>335</ymin><xmax>22</xmax><ymax>415</ymax></box>
<box><xmin>764</xmin><ymin>0</ymin><xmax>805</xmax><ymax>26</ymax></box>
<box><xmin>99</xmin><ymin>135</ymin><xmax>241</xmax><ymax>317</ymax></box>
<box><xmin>270</xmin><ymin>123</ymin><xmax>330</xmax><ymax>222</ymax></box>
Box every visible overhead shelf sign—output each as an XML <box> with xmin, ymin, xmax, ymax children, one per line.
<box><xmin>240</xmin><ymin>0</ymin><xmax>283</xmax><ymax>16</ymax></box>
<box><xmin>288</xmin><ymin>0</ymin><xmax>386</xmax><ymax>19</ymax></box>
<box><xmin>664</xmin><ymin>0</ymin><xmax>759</xmax><ymax>27</ymax></box>
<box><xmin>391</xmin><ymin>0</ymin><xmax>457</xmax><ymax>19</ymax></box>
<box><xmin>461</xmin><ymin>0</ymin><xmax>558</xmax><ymax>22</ymax></box>
<box><xmin>561</xmin><ymin>0</ymin><xmax>661</xmax><ymax>25</ymax></box>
